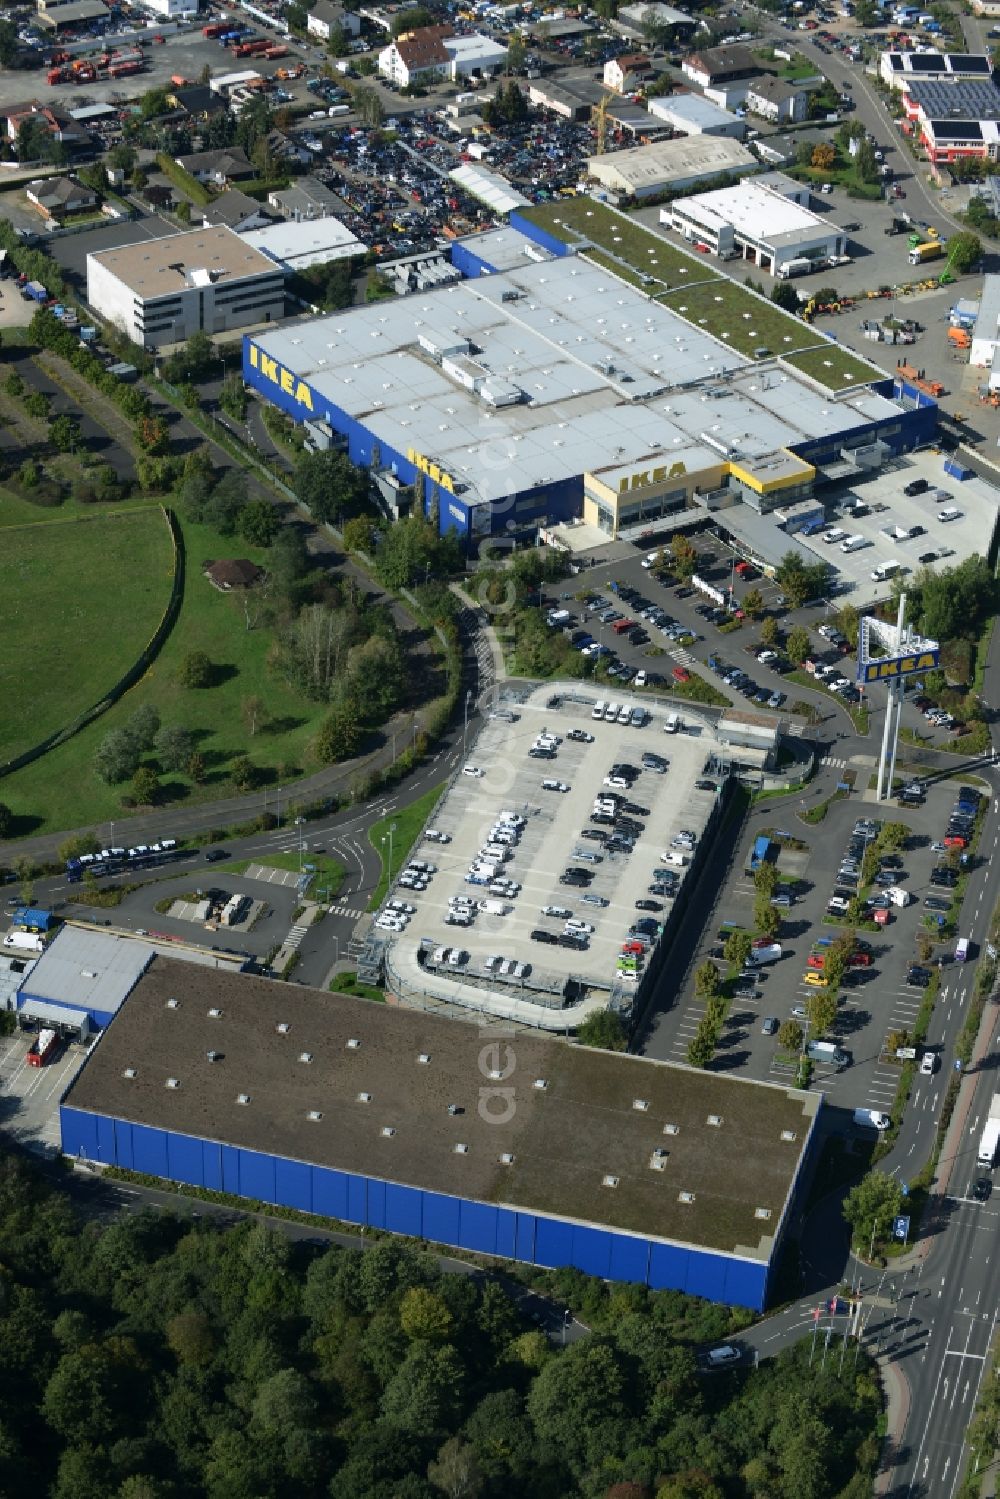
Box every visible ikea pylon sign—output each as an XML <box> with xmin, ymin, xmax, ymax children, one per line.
<box><xmin>859</xmin><ymin>649</ymin><xmax>939</xmax><ymax>684</ymax></box>
<box><xmin>247</xmin><ymin>344</ymin><xmax>314</xmax><ymax>412</ymax></box>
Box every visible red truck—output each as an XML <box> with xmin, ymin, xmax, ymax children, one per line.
<box><xmin>27</xmin><ymin>1029</ymin><xmax>58</xmax><ymax>1068</ymax></box>
<box><xmin>109</xmin><ymin>61</ymin><xmax>143</xmax><ymax>78</ymax></box>
<box><xmin>202</xmin><ymin>22</ymin><xmax>228</xmax><ymax>36</ymax></box>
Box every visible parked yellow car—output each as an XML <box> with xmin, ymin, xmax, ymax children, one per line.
<box><xmin>803</xmin><ymin>972</ymin><xmax>829</xmax><ymax>988</ymax></box>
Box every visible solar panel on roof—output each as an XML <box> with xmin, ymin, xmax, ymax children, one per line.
<box><xmin>927</xmin><ymin>118</ymin><xmax>984</xmax><ymax>140</ymax></box>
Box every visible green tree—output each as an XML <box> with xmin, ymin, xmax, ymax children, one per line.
<box><xmin>427</xmin><ymin>1436</ymin><xmax>485</xmax><ymax>1499</ymax></box>
<box><xmin>94</xmin><ymin>728</ymin><xmax>141</xmax><ymax>785</ymax></box>
<box><xmin>229</xmin><ymin>754</ymin><xmax>259</xmax><ymax>792</ymax></box>
<box><xmin>754</xmin><ymin>861</ymin><xmax>778</xmax><ymax>898</ymax></box>
<box><xmin>806</xmin><ymin>988</ymin><xmax>837</xmax><ymax>1037</ymax></box>
<box><xmin>241</xmin><ymin>695</ymin><xmax>266</xmax><ymax>738</ymax></box>
<box><xmin>759</xmin><ymin>614</ymin><xmax>779</xmax><ymax>647</ymax></box>
<box><xmin>327</xmin><ymin>21</ymin><xmax>350</xmax><ymax>54</ymax></box>
<box><xmin>723</xmin><ymin>930</ymin><xmax>752</xmax><ymax>969</ymax></box>
<box><xmin>400</xmin><ymin>1287</ymin><xmax>454</xmax><ymax>1344</ymax></box>
<box><xmin>126</xmin><ymin>703</ymin><xmax>161</xmax><ymax>753</ymax></box>
<box><xmin>0</xmin><ymin>801</ymin><xmax>12</xmax><ymax>839</ymax></box>
<box><xmin>772</xmin><ymin>279</ymin><xmax>801</xmax><ymax>313</ymax></box>
<box><xmin>742</xmin><ymin>586</ymin><xmax>765</xmax><ymax>618</ymax></box>
<box><xmin>350</xmin><ymin>84</ymin><xmax>384</xmax><ymax>128</ymax></box>
<box><xmin>671</xmin><ymin>533</ymin><xmax>698</xmax><ymax>580</ymax></box>
<box><xmin>694</xmin><ymin>960</ymin><xmax>721</xmax><ymax>998</ymax></box>
<box><xmin>294</xmin><ymin>448</ymin><xmax>369</xmax><ymax>524</ymax></box>
<box><xmin>786</xmin><ymin>625</ymin><xmax>811</xmax><ymax>665</ymax></box>
<box><xmin>24</xmin><ymin>390</ymin><xmax>50</xmax><ymax>420</ymax></box>
<box><xmin>945</xmin><ymin>230</ymin><xmax>981</xmax><ymax>273</ymax></box>
<box><xmin>686</xmin><ymin>1027</ymin><xmax>716</xmax><ymax>1068</ymax></box>
<box><xmin>187</xmin><ymin>750</ymin><xmax>207</xmax><ymax>783</ymax></box>
<box><xmin>238</xmin><ymin>498</ymin><xmax>280</xmax><ymax>548</ymax></box>
<box><xmin>843</xmin><ymin>1169</ymin><xmax>903</xmax><ymax>1255</ymax></box>
<box><xmin>154</xmin><ymin>724</ymin><xmax>193</xmax><ymax>772</ymax></box>
<box><xmin>314</xmin><ymin>705</ymin><xmax>361</xmax><ymax>763</ymax></box>
<box><xmin>575</xmin><ymin>1009</ymin><xmax>627</xmax><ymax>1050</ymax></box>
<box><xmin>178</xmin><ymin>651</ymin><xmax>214</xmax><ymax>688</ymax></box>
<box><xmin>0</xmin><ymin>19</ymin><xmax>18</xmax><ymax>66</ymax></box>
<box><xmin>392</xmin><ymin>4</ymin><xmax>433</xmax><ymax>30</ymax></box>
<box><xmin>139</xmin><ymin>86</ymin><xmax>171</xmax><ymax>119</ymax></box>
<box><xmin>778</xmin><ymin>1019</ymin><xmax>803</xmax><ymax>1052</ymax></box>
<box><xmin>343</xmin><ymin>516</ymin><xmax>377</xmax><ymax>554</ymax></box>
<box><xmin>219</xmin><ymin>372</ymin><xmax>247</xmax><ymax>421</ymax></box>
<box><xmin>381</xmin><ymin>1343</ymin><xmax>464</xmax><ymax>1432</ymax></box>
<box><xmin>165</xmin><ymin>1309</ymin><xmax>215</xmax><ymax>1368</ymax></box>
<box><xmin>775</xmin><ymin>550</ymin><xmax>828</xmax><ymax>607</ymax></box>
<box><xmin>855</xmin><ymin>137</ymin><xmax>878</xmax><ymax>184</ymax></box>
<box><xmin>131</xmin><ymin>766</ymin><xmax>160</xmax><ymax>806</ymax></box>
<box><xmin>754</xmin><ymin>899</ymin><xmax>780</xmax><ymax>939</ymax></box>
<box><xmin>505</xmin><ymin>29</ymin><xmax>526</xmax><ymax>72</ymax></box>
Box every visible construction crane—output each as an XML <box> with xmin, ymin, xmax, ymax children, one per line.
<box><xmin>937</xmin><ymin>241</ymin><xmax>963</xmax><ymax>287</ymax></box>
<box><xmin>593</xmin><ymin>72</ymin><xmax>634</xmax><ymax>154</ymax></box>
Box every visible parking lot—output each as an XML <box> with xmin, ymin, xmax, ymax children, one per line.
<box><xmin>641</xmin><ymin>778</ymin><xmax>987</xmax><ymax>1125</ymax></box>
<box><xmin>0</xmin><ymin>1024</ymin><xmax>88</xmax><ymax>1156</ymax></box>
<box><xmin>376</xmin><ymin>682</ymin><xmax>726</xmax><ymax>1022</ymax></box>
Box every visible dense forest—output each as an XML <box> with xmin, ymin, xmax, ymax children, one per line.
<box><xmin>0</xmin><ymin>1157</ymin><xmax>882</xmax><ymax>1499</ymax></box>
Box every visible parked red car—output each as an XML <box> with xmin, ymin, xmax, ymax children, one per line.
<box><xmin>944</xmin><ymin>834</ymin><xmax>967</xmax><ymax>848</ymax></box>
<box><xmin>672</xmin><ymin>666</ymin><xmax>690</xmax><ymax>684</ymax></box>
<box><xmin>849</xmin><ymin>952</ymin><xmax>872</xmax><ymax>968</ymax></box>
<box><xmin>807</xmin><ymin>953</ymin><xmax>825</xmax><ymax>970</ymax></box>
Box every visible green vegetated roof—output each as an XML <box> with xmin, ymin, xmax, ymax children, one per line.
<box><xmin>520</xmin><ymin>200</ymin><xmax>870</xmax><ymax>389</ymax></box>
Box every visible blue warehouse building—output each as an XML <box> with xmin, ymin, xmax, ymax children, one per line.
<box><xmin>243</xmin><ymin>217</ymin><xmax>937</xmax><ymax>549</ymax></box>
<box><xmin>61</xmin><ymin>958</ymin><xmax>822</xmax><ymax>1309</ymax></box>
<box><xmin>13</xmin><ymin>927</ymin><xmax>155</xmax><ymax>1038</ymax></box>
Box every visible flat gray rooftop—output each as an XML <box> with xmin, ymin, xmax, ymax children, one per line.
<box><xmin>247</xmin><ymin>251</ymin><xmax>903</xmax><ymax>507</ymax></box>
<box><xmin>380</xmin><ymin>682</ymin><xmax>722</xmax><ymax>1025</ymax></box>
<box><xmin>20</xmin><ymin>928</ymin><xmax>153</xmax><ymax>1016</ymax></box>
<box><xmin>63</xmin><ymin>956</ymin><xmax>819</xmax><ymax>1256</ymax></box>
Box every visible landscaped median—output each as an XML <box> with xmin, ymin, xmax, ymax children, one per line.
<box><xmin>367</xmin><ymin>782</ymin><xmax>445</xmax><ymax>912</ymax></box>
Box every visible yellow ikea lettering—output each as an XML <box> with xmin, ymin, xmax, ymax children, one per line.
<box><xmin>865</xmin><ymin>651</ymin><xmax>937</xmax><ymax>683</ymax></box>
<box><xmin>248</xmin><ymin>347</ymin><xmax>313</xmax><ymax>410</ymax></box>
<box><xmin>407</xmin><ymin>446</ymin><xmax>455</xmax><ymax>494</ymax></box>
<box><xmin>260</xmin><ymin>355</ymin><xmax>278</xmax><ymax>383</ymax></box>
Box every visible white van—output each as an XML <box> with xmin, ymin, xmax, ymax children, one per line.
<box><xmin>749</xmin><ymin>942</ymin><xmax>782</xmax><ymax>965</ymax></box>
<box><xmin>887</xmin><ymin>886</ymin><xmax>911</xmax><ymax>907</ymax></box>
<box><xmin>604</xmin><ymin>702</ymin><xmax>619</xmax><ymax>722</ymax></box>
<box><xmin>664</xmin><ymin>851</ymin><xmax>689</xmax><ymax>867</ymax></box>
<box><xmin>840</xmin><ymin>534</ymin><xmax>867</xmax><ymax>554</ymax></box>
<box><xmin>478</xmin><ymin>899</ymin><xmax>511</xmax><ymax>916</ymax></box>
<box><xmin>592</xmin><ymin>700</ymin><xmax>606</xmax><ymax>720</ymax></box>
<box><xmin>664</xmin><ymin>713</ymin><xmax>680</xmax><ymax>734</ymax></box>
<box><xmin>871</xmin><ymin>560</ymin><xmax>899</xmax><ymax>582</ymax></box>
<box><xmin>823</xmin><ymin>528</ymin><xmax>846</xmax><ymax>545</ymax></box>
<box><xmin>854</xmin><ymin>1108</ymin><xmax>890</xmax><ymax>1130</ymax></box>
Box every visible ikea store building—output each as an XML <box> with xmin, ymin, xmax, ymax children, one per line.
<box><xmin>242</xmin><ymin>219</ymin><xmax>937</xmax><ymax>546</ymax></box>
<box><xmin>61</xmin><ymin>957</ymin><xmax>822</xmax><ymax>1310</ymax></box>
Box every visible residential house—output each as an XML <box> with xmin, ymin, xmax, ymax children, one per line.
<box><xmin>171</xmin><ymin>84</ymin><xmax>228</xmax><ymax>119</ymax></box>
<box><xmin>378</xmin><ymin>25</ymin><xmax>506</xmax><ymax>87</ymax></box>
<box><xmin>204</xmin><ymin>558</ymin><xmax>264</xmax><ymax>590</ymax></box>
<box><xmin>306</xmin><ymin>0</ymin><xmax>360</xmax><ymax>41</ymax></box>
<box><xmin>681</xmin><ymin>43</ymin><xmax>759</xmax><ymax>90</ymax></box>
<box><xmin>745</xmin><ymin>75</ymin><xmax>810</xmax><ymax>124</ymax></box>
<box><xmin>603</xmin><ymin>52</ymin><xmax>656</xmax><ymax>93</ymax></box>
<box><xmin>200</xmin><ymin>188</ymin><xmax>273</xmax><ymax>233</ymax></box>
<box><xmin>25</xmin><ymin>174</ymin><xmax>97</xmax><ymax>219</ymax></box>
<box><xmin>268</xmin><ymin>175</ymin><xmax>345</xmax><ymax>221</ymax></box>
<box><xmin>174</xmin><ymin>146</ymin><xmax>255</xmax><ymax>186</ymax></box>
<box><xmin>4</xmin><ymin>100</ymin><xmax>90</xmax><ymax>152</ymax></box>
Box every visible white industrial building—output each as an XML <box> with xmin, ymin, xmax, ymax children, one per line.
<box><xmin>242</xmin><ymin>217</ymin><xmax>364</xmax><ymax>272</ymax></box>
<box><xmin>646</xmin><ymin>93</ymin><xmax>746</xmax><ymax>138</ymax></box>
<box><xmin>586</xmin><ymin>135</ymin><xmax>758</xmax><ymax>197</ymax></box>
<box><xmin>879</xmin><ymin>50</ymin><xmax>993</xmax><ymax>89</ymax></box>
<box><xmin>663</xmin><ymin>179</ymin><xmax>845</xmax><ymax>274</ymax></box>
<box><xmin>970</xmin><ymin>273</ymin><xmax>1000</xmax><ymax>385</ymax></box>
<box><xmin>86</xmin><ymin>226</ymin><xmax>285</xmax><ymax>349</ymax></box>
<box><xmin>378</xmin><ymin>25</ymin><xmax>506</xmax><ymax>87</ymax></box>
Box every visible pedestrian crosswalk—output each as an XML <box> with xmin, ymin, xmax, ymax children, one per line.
<box><xmin>787</xmin><ymin>722</ymin><xmax>806</xmax><ymax>738</ymax></box>
<box><xmin>823</xmin><ymin>756</ymin><xmax>849</xmax><ymax>770</ymax></box>
<box><xmin>329</xmin><ymin>903</ymin><xmax>367</xmax><ymax>921</ymax></box>
<box><xmin>285</xmin><ymin>924</ymin><xmax>309</xmax><ymax>951</ymax></box>
<box><xmin>669</xmin><ymin>647</ymin><xmax>696</xmax><ymax>667</ymax></box>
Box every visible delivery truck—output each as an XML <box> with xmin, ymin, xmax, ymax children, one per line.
<box><xmin>977</xmin><ymin>1093</ymin><xmax>1000</xmax><ymax>1167</ymax></box>
<box><xmin>807</xmin><ymin>1039</ymin><xmax>851</xmax><ymax>1067</ymax></box>
<box><xmin>3</xmin><ymin>931</ymin><xmax>44</xmax><ymax>953</ymax></box>
<box><xmin>908</xmin><ymin>241</ymin><xmax>943</xmax><ymax>265</ymax></box>
<box><xmin>27</xmin><ymin>1029</ymin><xmax>58</xmax><ymax>1068</ymax></box>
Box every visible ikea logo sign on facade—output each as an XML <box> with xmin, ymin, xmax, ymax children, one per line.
<box><xmin>247</xmin><ymin>344</ymin><xmax>314</xmax><ymax>412</ymax></box>
<box><xmin>862</xmin><ymin>650</ymin><xmax>939</xmax><ymax>683</ymax></box>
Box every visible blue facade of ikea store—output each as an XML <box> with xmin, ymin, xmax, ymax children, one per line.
<box><xmin>60</xmin><ymin>1104</ymin><xmax>773</xmax><ymax>1308</ymax></box>
<box><xmin>241</xmin><ymin>337</ymin><xmax>582</xmax><ymax>546</ymax></box>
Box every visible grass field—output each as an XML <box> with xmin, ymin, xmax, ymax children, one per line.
<box><xmin>368</xmin><ymin>782</ymin><xmax>445</xmax><ymax>911</ymax></box>
<box><xmin>785</xmin><ymin>344</ymin><xmax>882</xmax><ymax>390</ymax></box>
<box><xmin>659</xmin><ymin>281</ymin><xmax>815</xmax><ymax>359</ymax></box>
<box><xmin>0</xmin><ymin>505</ymin><xmax>174</xmax><ymax>766</ymax></box>
<box><xmin>520</xmin><ymin>198</ymin><xmax>721</xmax><ymax>288</ymax></box>
<box><xmin>0</xmin><ymin>498</ymin><xmax>331</xmax><ymax>838</ymax></box>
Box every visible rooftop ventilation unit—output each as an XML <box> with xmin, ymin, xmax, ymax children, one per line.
<box><xmin>81</xmin><ymin>970</ymin><xmax>98</xmax><ymax>979</ymax></box>
<box><xmin>123</xmin><ymin>1067</ymin><xmax>137</xmax><ymax>1079</ymax></box>
<box><xmin>454</xmin><ymin>1143</ymin><xmax>469</xmax><ymax>1154</ymax></box>
<box><xmin>633</xmin><ymin>1098</ymin><xmax>650</xmax><ymax>1112</ymax></box>
<box><xmin>236</xmin><ymin>1093</ymin><xmax>251</xmax><ymax>1106</ymax></box>
<box><xmin>346</xmin><ymin>1038</ymin><xmax>361</xmax><ymax>1050</ymax></box>
<box><xmin>649</xmin><ymin>1149</ymin><xmax>669</xmax><ymax>1171</ymax></box>
<box><xmin>678</xmin><ymin>1190</ymin><xmax>696</xmax><ymax>1204</ymax></box>
<box><xmin>208</xmin><ymin>1007</ymin><xmax>223</xmax><ymax>1018</ymax></box>
<box><xmin>602</xmin><ymin>1175</ymin><xmax>620</xmax><ymax>1189</ymax></box>
<box><xmin>381</xmin><ymin>1126</ymin><xmax>396</xmax><ymax>1138</ymax></box>
<box><xmin>299</xmin><ymin>1052</ymin><xmax>314</xmax><ymax>1065</ymax></box>
<box><xmin>206</xmin><ymin>1050</ymin><xmax>221</xmax><ymax>1063</ymax></box>
<box><xmin>499</xmin><ymin>1152</ymin><xmax>515</xmax><ymax>1165</ymax></box>
<box><xmin>276</xmin><ymin>1022</ymin><xmax>291</xmax><ymax>1035</ymax></box>
<box><xmin>754</xmin><ymin>1207</ymin><xmax>772</xmax><ymax>1221</ymax></box>
<box><xmin>165</xmin><ymin>1077</ymin><xmax>180</xmax><ymax>1089</ymax></box>
<box><xmin>533</xmin><ymin>1078</ymin><xmax>548</xmax><ymax>1090</ymax></box>
<box><xmin>780</xmin><ymin>1129</ymin><xmax>798</xmax><ymax>1142</ymax></box>
<box><xmin>358</xmin><ymin>1091</ymin><xmax>372</xmax><ymax>1103</ymax></box>
<box><xmin>707</xmin><ymin>1114</ymin><xmax>723</xmax><ymax>1128</ymax></box>
<box><xmin>307</xmin><ymin>1110</ymin><xmax>323</xmax><ymax>1122</ymax></box>
<box><xmin>417</xmin><ymin>1053</ymin><xmax>431</xmax><ymax>1065</ymax></box>
<box><xmin>166</xmin><ymin>998</ymin><xmax>180</xmax><ymax>1010</ymax></box>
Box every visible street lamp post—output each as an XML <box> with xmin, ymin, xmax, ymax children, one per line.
<box><xmin>295</xmin><ymin>817</ymin><xmax>305</xmax><ymax>873</ymax></box>
<box><xmin>463</xmin><ymin>689</ymin><xmax>473</xmax><ymax>754</ymax></box>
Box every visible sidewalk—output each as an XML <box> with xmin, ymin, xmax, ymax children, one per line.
<box><xmin>449</xmin><ymin>582</ymin><xmax>506</xmax><ymax>683</ymax></box>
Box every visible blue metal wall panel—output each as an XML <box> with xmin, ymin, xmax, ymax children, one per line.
<box><xmin>366</xmin><ymin>1176</ymin><xmax>386</xmax><ymax>1230</ymax></box>
<box><xmin>276</xmin><ymin>1156</ymin><xmax>313</xmax><ymax>1213</ymax></box>
<box><xmin>202</xmin><ymin>1141</ymin><xmax>223</xmax><ymax>1192</ymax></box>
<box><xmin>131</xmin><ymin>1122</ymin><xmax>168</xmax><ymax>1178</ymax></box>
<box><xmin>91</xmin><ymin>1007</ymin><xmax>116</xmax><ymax>1028</ymax></box>
<box><xmin>346</xmin><ymin>1173</ymin><xmax>367</xmax><ymax>1225</ymax></box>
<box><xmin>609</xmin><ymin>1234</ymin><xmax>650</xmax><ymax>1285</ymax></box>
<box><xmin>721</xmin><ymin>1259</ymin><xmax>767</xmax><ymax>1313</ymax></box>
<box><xmin>515</xmin><ymin>1212</ymin><xmax>536</xmax><ymax>1263</ymax></box>
<box><xmin>458</xmin><ymin>1200</ymin><xmax>499</xmax><ymax>1254</ymax></box>
<box><xmin>239</xmin><ymin>1148</ymin><xmax>276</xmax><ymax>1203</ymax></box>
<box><xmin>385</xmin><ymin>1182</ymin><xmax>423</xmax><ymax>1238</ymax></box>
<box><xmin>166</xmin><ymin>1132</ymin><xmax>203</xmax><ymax>1189</ymax></box>
<box><xmin>221</xmin><ymin>1143</ymin><xmax>241</xmax><ymax>1195</ymax></box>
<box><xmin>494</xmin><ymin>1207</ymin><xmax>517</xmax><ymax>1260</ymax></box>
<box><xmin>423</xmin><ymin>1189</ymin><xmax>461</xmax><ymax>1247</ymax></box>
<box><xmin>114</xmin><ymin>1117</ymin><xmax>133</xmax><ymax>1171</ymax></box>
<box><xmin>60</xmin><ymin>1106</ymin><xmax>97</xmax><ymax>1161</ymax></box>
<box><xmin>534</xmin><ymin>1216</ymin><xmax>575</xmax><ymax>1269</ymax></box>
<box><xmin>96</xmin><ymin>1114</ymin><xmax>116</xmax><ymax>1165</ymax></box>
<box><xmin>648</xmin><ymin>1241</ymin><xmax>689</xmax><ymax>1295</ymax></box>
<box><xmin>450</xmin><ymin>241</ymin><xmax>498</xmax><ymax>278</ymax></box>
<box><xmin>571</xmin><ymin>1224</ymin><xmax>613</xmax><ymax>1280</ymax></box>
<box><xmin>313</xmin><ymin>1165</ymin><xmax>349</xmax><ymax>1221</ymax></box>
<box><xmin>509</xmin><ymin>212</ymin><xmax>572</xmax><ymax>257</ymax></box>
<box><xmin>684</xmin><ymin>1250</ymin><xmax>731</xmax><ymax>1304</ymax></box>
